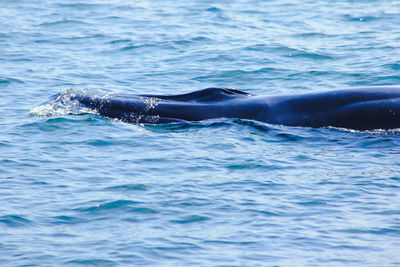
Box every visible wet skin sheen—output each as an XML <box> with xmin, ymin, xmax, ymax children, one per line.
<box><xmin>72</xmin><ymin>87</ymin><xmax>400</xmax><ymax>130</ymax></box>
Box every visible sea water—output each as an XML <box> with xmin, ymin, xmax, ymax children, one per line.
<box><xmin>1</xmin><ymin>0</ymin><xmax>400</xmax><ymax>266</ymax></box>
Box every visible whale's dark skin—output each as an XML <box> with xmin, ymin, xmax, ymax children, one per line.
<box><xmin>71</xmin><ymin>87</ymin><xmax>400</xmax><ymax>130</ymax></box>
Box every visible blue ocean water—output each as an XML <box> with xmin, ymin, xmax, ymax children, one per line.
<box><xmin>1</xmin><ymin>0</ymin><xmax>400</xmax><ymax>265</ymax></box>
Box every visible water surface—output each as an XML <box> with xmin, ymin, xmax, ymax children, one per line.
<box><xmin>1</xmin><ymin>0</ymin><xmax>400</xmax><ymax>266</ymax></box>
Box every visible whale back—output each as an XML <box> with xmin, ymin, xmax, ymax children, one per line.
<box><xmin>68</xmin><ymin>86</ymin><xmax>400</xmax><ymax>130</ymax></box>
<box><xmin>139</xmin><ymin>87</ymin><xmax>251</xmax><ymax>103</ymax></box>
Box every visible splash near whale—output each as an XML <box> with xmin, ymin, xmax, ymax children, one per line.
<box><xmin>53</xmin><ymin>87</ymin><xmax>400</xmax><ymax>130</ymax></box>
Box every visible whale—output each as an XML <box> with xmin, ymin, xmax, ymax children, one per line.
<box><xmin>70</xmin><ymin>87</ymin><xmax>400</xmax><ymax>130</ymax></box>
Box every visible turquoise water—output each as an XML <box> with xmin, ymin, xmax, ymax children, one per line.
<box><xmin>2</xmin><ymin>0</ymin><xmax>400</xmax><ymax>266</ymax></box>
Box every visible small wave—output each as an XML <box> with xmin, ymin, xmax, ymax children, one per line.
<box><xmin>0</xmin><ymin>77</ymin><xmax>24</xmax><ymax>85</ymax></box>
<box><xmin>205</xmin><ymin>7</ymin><xmax>223</xmax><ymax>13</ymax></box>
<box><xmin>226</xmin><ymin>163</ymin><xmax>280</xmax><ymax>170</ymax></box>
<box><xmin>76</xmin><ymin>200</ymin><xmax>156</xmax><ymax>215</ymax></box>
<box><xmin>342</xmin><ymin>15</ymin><xmax>382</xmax><ymax>22</ymax></box>
<box><xmin>234</xmin><ymin>119</ymin><xmax>271</xmax><ymax>133</ymax></box>
<box><xmin>173</xmin><ymin>36</ymin><xmax>213</xmax><ymax>46</ymax></box>
<box><xmin>37</xmin><ymin>19</ymin><xmax>91</xmax><ymax>27</ymax></box>
<box><xmin>170</xmin><ymin>215</ymin><xmax>210</xmax><ymax>224</ymax></box>
<box><xmin>64</xmin><ymin>34</ymin><xmax>106</xmax><ymax>40</ymax></box>
<box><xmin>146</xmin><ymin>119</ymin><xmax>236</xmax><ymax>132</ymax></box>
<box><xmin>51</xmin><ymin>215</ymin><xmax>85</xmax><ymax>225</ymax></box>
<box><xmin>294</xmin><ymin>32</ymin><xmax>336</xmax><ymax>38</ymax></box>
<box><xmin>145</xmin><ymin>118</ymin><xmax>273</xmax><ymax>133</ymax></box>
<box><xmin>193</xmin><ymin>67</ymin><xmax>285</xmax><ymax>82</ymax></box>
<box><xmin>0</xmin><ymin>141</ymin><xmax>12</xmax><ymax>147</ymax></box>
<box><xmin>121</xmin><ymin>43</ymin><xmax>159</xmax><ymax>51</ymax></box>
<box><xmin>383</xmin><ymin>63</ymin><xmax>400</xmax><ymax>70</ymax></box>
<box><xmin>108</xmin><ymin>38</ymin><xmax>132</xmax><ymax>45</ymax></box>
<box><xmin>105</xmin><ymin>184</ymin><xmax>148</xmax><ymax>192</ymax></box>
<box><xmin>286</xmin><ymin>52</ymin><xmax>334</xmax><ymax>60</ymax></box>
<box><xmin>65</xmin><ymin>259</ymin><xmax>116</xmax><ymax>266</ymax></box>
<box><xmin>0</xmin><ymin>215</ymin><xmax>33</xmax><ymax>227</ymax></box>
<box><xmin>56</xmin><ymin>3</ymin><xmax>107</xmax><ymax>10</ymax></box>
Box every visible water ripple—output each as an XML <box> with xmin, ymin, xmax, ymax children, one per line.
<box><xmin>104</xmin><ymin>184</ymin><xmax>148</xmax><ymax>192</ymax></box>
<box><xmin>0</xmin><ymin>215</ymin><xmax>33</xmax><ymax>228</ymax></box>
<box><xmin>170</xmin><ymin>215</ymin><xmax>210</xmax><ymax>224</ymax></box>
<box><xmin>3</xmin><ymin>0</ymin><xmax>400</xmax><ymax>266</ymax></box>
<box><xmin>76</xmin><ymin>200</ymin><xmax>144</xmax><ymax>213</ymax></box>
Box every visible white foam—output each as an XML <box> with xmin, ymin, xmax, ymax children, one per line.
<box><xmin>29</xmin><ymin>88</ymin><xmax>102</xmax><ymax>117</ymax></box>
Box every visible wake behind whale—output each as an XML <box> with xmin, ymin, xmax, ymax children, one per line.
<box><xmin>33</xmin><ymin>87</ymin><xmax>400</xmax><ymax>131</ymax></box>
